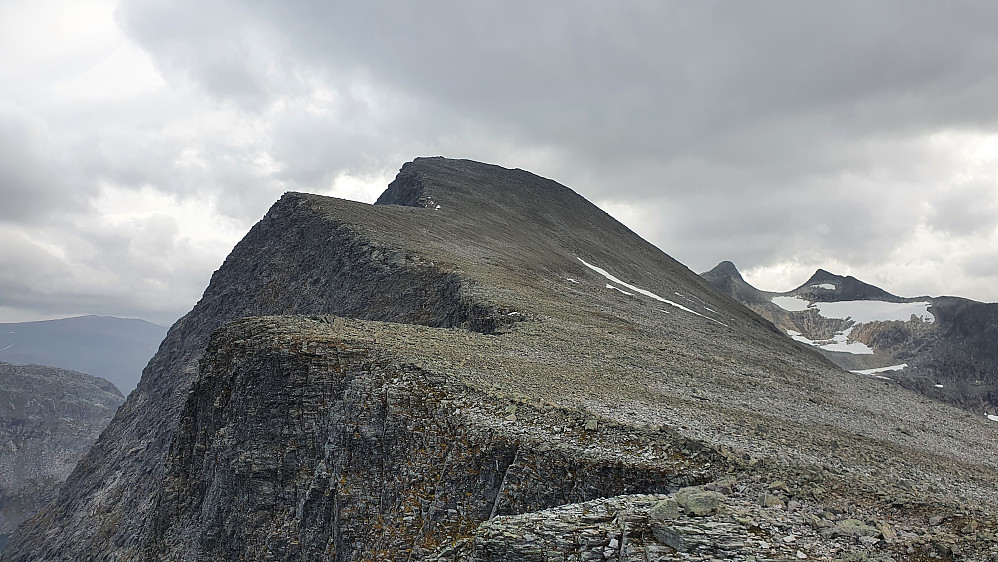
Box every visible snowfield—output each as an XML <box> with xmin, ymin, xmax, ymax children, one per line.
<box><xmin>787</xmin><ymin>328</ymin><xmax>874</xmax><ymax>355</ymax></box>
<box><xmin>811</xmin><ymin>300</ymin><xmax>934</xmax><ymax>324</ymax></box>
<box><xmin>771</xmin><ymin>296</ymin><xmax>810</xmax><ymax>311</ymax></box>
<box><xmin>772</xmin><ymin>297</ymin><xmax>933</xmax><ymax>324</ymax></box>
<box><xmin>773</xmin><ymin>295</ymin><xmax>934</xmax><ymax>355</ymax></box>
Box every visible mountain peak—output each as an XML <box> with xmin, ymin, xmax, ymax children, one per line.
<box><xmin>374</xmin><ymin>157</ymin><xmax>573</xmax><ymax>211</ymax></box>
<box><xmin>701</xmin><ymin>260</ymin><xmax>773</xmax><ymax>305</ymax></box>
<box><xmin>704</xmin><ymin>260</ymin><xmax>743</xmax><ymax>281</ymax></box>
<box><xmin>795</xmin><ymin>269</ymin><xmax>900</xmax><ymax>301</ymax></box>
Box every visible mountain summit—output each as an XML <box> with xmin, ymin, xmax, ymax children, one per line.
<box><xmin>6</xmin><ymin>159</ymin><xmax>997</xmax><ymax>560</ymax></box>
<box><xmin>701</xmin><ymin>261</ymin><xmax>772</xmax><ymax>305</ymax></box>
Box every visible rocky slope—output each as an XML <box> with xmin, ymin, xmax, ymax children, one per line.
<box><xmin>0</xmin><ymin>363</ymin><xmax>124</xmax><ymax>550</ymax></box>
<box><xmin>0</xmin><ymin>316</ymin><xmax>167</xmax><ymax>394</ymax></box>
<box><xmin>5</xmin><ymin>158</ymin><xmax>998</xmax><ymax>560</ymax></box>
<box><xmin>703</xmin><ymin>261</ymin><xmax>998</xmax><ymax>417</ymax></box>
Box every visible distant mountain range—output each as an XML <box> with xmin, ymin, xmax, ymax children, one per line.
<box><xmin>702</xmin><ymin>261</ymin><xmax>998</xmax><ymax>417</ymax></box>
<box><xmin>0</xmin><ymin>316</ymin><xmax>167</xmax><ymax>394</ymax></box>
<box><xmin>0</xmin><ymin>362</ymin><xmax>124</xmax><ymax>550</ymax></box>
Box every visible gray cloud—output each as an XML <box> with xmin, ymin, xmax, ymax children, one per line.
<box><xmin>3</xmin><ymin>0</ymin><xmax>998</xmax><ymax>326</ymax></box>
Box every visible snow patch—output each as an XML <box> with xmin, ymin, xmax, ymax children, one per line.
<box><xmin>812</xmin><ymin>283</ymin><xmax>836</xmax><ymax>290</ymax></box>
<box><xmin>811</xmin><ymin>300</ymin><xmax>934</xmax><ymax>324</ymax></box>
<box><xmin>772</xmin><ymin>296</ymin><xmax>933</xmax><ymax>324</ymax></box>
<box><xmin>786</xmin><ymin>328</ymin><xmax>873</xmax><ymax>355</ymax></box>
<box><xmin>565</xmin><ymin>278</ymin><xmax>579</xmax><ymax>284</ymax></box>
<box><xmin>578</xmin><ymin>257</ymin><xmax>728</xmax><ymax>326</ymax></box>
<box><xmin>772</xmin><ymin>296</ymin><xmax>810</xmax><ymax>311</ymax></box>
<box><xmin>606</xmin><ymin>284</ymin><xmax>633</xmax><ymax>296</ymax></box>
<box><xmin>851</xmin><ymin>364</ymin><xmax>908</xmax><ymax>375</ymax></box>
<box><xmin>776</xmin><ymin>297</ymin><xmax>933</xmax><ymax>355</ymax></box>
<box><xmin>579</xmin><ymin>258</ymin><xmax>665</xmax><ymax>302</ymax></box>
<box><xmin>664</xmin><ymin>299</ymin><xmax>699</xmax><ymax>316</ymax></box>
<box><xmin>987</xmin><ymin>414</ymin><xmax>998</xmax><ymax>422</ymax></box>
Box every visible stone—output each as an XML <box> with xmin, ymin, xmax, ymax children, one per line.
<box><xmin>960</xmin><ymin>519</ymin><xmax>979</xmax><ymax>534</ymax></box>
<box><xmin>675</xmin><ymin>487</ymin><xmax>725</xmax><ymax>517</ymax></box>
<box><xmin>823</xmin><ymin>519</ymin><xmax>880</xmax><ymax>539</ymax></box>
<box><xmin>758</xmin><ymin>493</ymin><xmax>785</xmax><ymax>508</ymax></box>
<box><xmin>650</xmin><ymin>520</ymin><xmax>748</xmax><ymax>553</ymax></box>
<box><xmin>649</xmin><ymin>499</ymin><xmax>680</xmax><ymax>521</ymax></box>
<box><xmin>878</xmin><ymin>520</ymin><xmax>898</xmax><ymax>541</ymax></box>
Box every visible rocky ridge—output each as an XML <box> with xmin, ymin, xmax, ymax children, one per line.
<box><xmin>702</xmin><ymin>261</ymin><xmax>998</xmax><ymax>416</ymax></box>
<box><xmin>5</xmin><ymin>158</ymin><xmax>998</xmax><ymax>560</ymax></box>
<box><xmin>0</xmin><ymin>362</ymin><xmax>124</xmax><ymax>550</ymax></box>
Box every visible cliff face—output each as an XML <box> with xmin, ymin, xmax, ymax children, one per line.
<box><xmin>147</xmin><ymin>317</ymin><xmax>711</xmax><ymax>560</ymax></box>
<box><xmin>6</xmin><ymin>158</ymin><xmax>998</xmax><ymax>560</ymax></box>
<box><xmin>4</xmin><ymin>183</ymin><xmax>509</xmax><ymax>560</ymax></box>
<box><xmin>0</xmin><ymin>363</ymin><xmax>123</xmax><ymax>548</ymax></box>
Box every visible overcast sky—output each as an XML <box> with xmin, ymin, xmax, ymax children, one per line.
<box><xmin>3</xmin><ymin>1</ymin><xmax>998</xmax><ymax>326</ymax></box>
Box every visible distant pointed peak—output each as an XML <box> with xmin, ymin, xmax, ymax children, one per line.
<box><xmin>704</xmin><ymin>260</ymin><xmax>744</xmax><ymax>280</ymax></box>
<box><xmin>809</xmin><ymin>268</ymin><xmax>841</xmax><ymax>280</ymax></box>
<box><xmin>793</xmin><ymin>268</ymin><xmax>902</xmax><ymax>301</ymax></box>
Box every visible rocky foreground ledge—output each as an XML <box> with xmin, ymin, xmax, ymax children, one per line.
<box><xmin>152</xmin><ymin>316</ymin><xmax>996</xmax><ymax>561</ymax></box>
<box><xmin>146</xmin><ymin>316</ymin><xmax>715</xmax><ymax>559</ymax></box>
<box><xmin>440</xmin><ymin>478</ymin><xmax>998</xmax><ymax>561</ymax></box>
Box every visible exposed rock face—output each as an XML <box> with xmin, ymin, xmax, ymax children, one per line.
<box><xmin>146</xmin><ymin>317</ymin><xmax>710</xmax><ymax>560</ymax></box>
<box><xmin>702</xmin><ymin>261</ymin><xmax>998</xmax><ymax>415</ymax></box>
<box><xmin>0</xmin><ymin>363</ymin><xmax>124</xmax><ymax>549</ymax></box>
<box><xmin>6</xmin><ymin>158</ymin><xmax>998</xmax><ymax>560</ymax></box>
